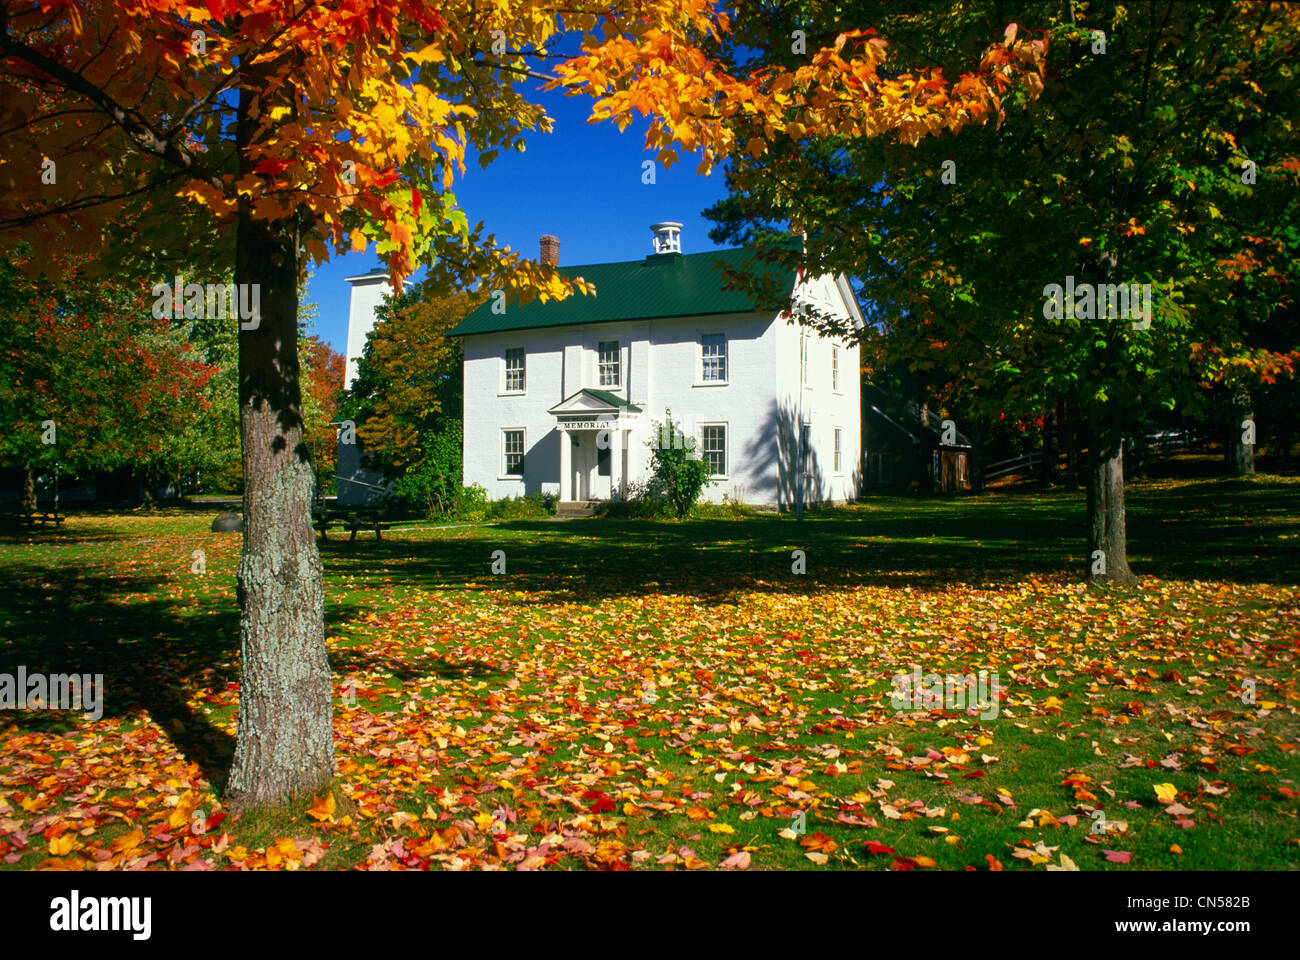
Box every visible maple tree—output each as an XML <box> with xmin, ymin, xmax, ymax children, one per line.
<box><xmin>0</xmin><ymin>255</ymin><xmax>216</xmax><ymax>504</ymax></box>
<box><xmin>301</xmin><ymin>333</ymin><xmax>345</xmax><ymax>483</ymax></box>
<box><xmin>340</xmin><ymin>283</ymin><xmax>478</xmax><ymax>493</ymax></box>
<box><xmin>173</xmin><ymin>281</ymin><xmax>337</xmax><ymax>496</ymax></box>
<box><xmin>705</xmin><ymin>0</ymin><xmax>1300</xmax><ymax>583</ymax></box>
<box><xmin>0</xmin><ymin>0</ymin><xmax>1043</xmax><ymax>807</ymax></box>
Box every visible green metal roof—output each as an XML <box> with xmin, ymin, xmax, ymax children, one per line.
<box><xmin>448</xmin><ymin>246</ymin><xmax>797</xmax><ymax>337</ymax></box>
<box><xmin>580</xmin><ymin>388</ymin><xmax>641</xmax><ymax>411</ymax></box>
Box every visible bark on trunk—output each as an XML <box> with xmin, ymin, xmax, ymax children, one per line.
<box><xmin>225</xmin><ymin>79</ymin><xmax>333</xmax><ymax>810</ymax></box>
<box><xmin>20</xmin><ymin>461</ymin><xmax>35</xmax><ymax>514</ymax></box>
<box><xmin>1086</xmin><ymin>404</ymin><xmax>1136</xmax><ymax>584</ymax></box>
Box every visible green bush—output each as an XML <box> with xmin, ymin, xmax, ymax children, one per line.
<box><xmin>600</xmin><ymin>486</ymin><xmax>670</xmax><ymax>518</ymax></box>
<box><xmin>447</xmin><ymin>483</ymin><xmax>488</xmax><ymax>521</ymax></box>
<box><xmin>646</xmin><ymin>418</ymin><xmax>713</xmax><ymax>518</ymax></box>
<box><xmin>388</xmin><ymin>420</ymin><xmax>463</xmax><ymax>515</ymax></box>
<box><xmin>689</xmin><ymin>494</ymin><xmax>754</xmax><ymax>520</ymax></box>
<box><xmin>488</xmin><ymin>493</ymin><xmax>555</xmax><ymax>520</ymax></box>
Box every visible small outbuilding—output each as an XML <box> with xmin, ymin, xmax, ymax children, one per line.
<box><xmin>862</xmin><ymin>385</ymin><xmax>973</xmax><ymax>494</ymax></box>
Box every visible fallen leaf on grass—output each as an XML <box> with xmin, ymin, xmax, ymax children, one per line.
<box><xmin>719</xmin><ymin>850</ymin><xmax>751</xmax><ymax>870</ymax></box>
<box><xmin>306</xmin><ymin>792</ymin><xmax>336</xmax><ymax>823</ymax></box>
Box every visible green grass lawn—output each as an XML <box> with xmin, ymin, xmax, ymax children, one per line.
<box><xmin>1</xmin><ymin>474</ymin><xmax>1297</xmax><ymax>870</ymax></box>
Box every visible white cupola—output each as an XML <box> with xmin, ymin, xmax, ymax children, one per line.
<box><xmin>650</xmin><ymin>221</ymin><xmax>683</xmax><ymax>254</ymax></box>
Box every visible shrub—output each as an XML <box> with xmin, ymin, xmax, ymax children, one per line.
<box><xmin>388</xmin><ymin>420</ymin><xmax>463</xmax><ymax>516</ymax></box>
<box><xmin>646</xmin><ymin>417</ymin><xmax>712</xmax><ymax>518</ymax></box>
<box><xmin>488</xmin><ymin>493</ymin><xmax>555</xmax><ymax>520</ymax></box>
<box><xmin>689</xmin><ymin>494</ymin><xmax>754</xmax><ymax>520</ymax></box>
<box><xmin>447</xmin><ymin>483</ymin><xmax>488</xmax><ymax>521</ymax></box>
<box><xmin>600</xmin><ymin>480</ymin><xmax>671</xmax><ymax>518</ymax></box>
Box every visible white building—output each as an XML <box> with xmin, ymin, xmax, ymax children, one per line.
<box><xmin>343</xmin><ymin>266</ymin><xmax>399</xmax><ymax>388</ymax></box>
<box><xmin>446</xmin><ymin>223</ymin><xmax>863</xmax><ymax>510</ymax></box>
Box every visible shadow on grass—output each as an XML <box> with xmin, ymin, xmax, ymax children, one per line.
<box><xmin>0</xmin><ymin>564</ymin><xmax>374</xmax><ymax>791</ymax></box>
<box><xmin>1</xmin><ymin>477</ymin><xmax>1294</xmax><ymax>786</ymax></box>
<box><xmin>322</xmin><ymin>477</ymin><xmax>1300</xmax><ymax>602</ymax></box>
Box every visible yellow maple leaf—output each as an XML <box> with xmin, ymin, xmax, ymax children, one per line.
<box><xmin>1154</xmin><ymin>783</ymin><xmax>1178</xmax><ymax>804</ymax></box>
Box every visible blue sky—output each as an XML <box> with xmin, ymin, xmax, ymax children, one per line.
<box><xmin>305</xmin><ymin>88</ymin><xmax>733</xmax><ymax>356</ymax></box>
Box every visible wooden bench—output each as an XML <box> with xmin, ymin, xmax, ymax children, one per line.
<box><xmin>13</xmin><ymin>495</ymin><xmax>63</xmax><ymax>528</ymax></box>
<box><xmin>15</xmin><ymin>508</ymin><xmax>62</xmax><ymax>528</ymax></box>
<box><xmin>313</xmin><ymin>504</ymin><xmax>390</xmax><ymax>541</ymax></box>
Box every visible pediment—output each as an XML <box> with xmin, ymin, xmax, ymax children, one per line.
<box><xmin>547</xmin><ymin>389</ymin><xmax>640</xmax><ymax>415</ymax></box>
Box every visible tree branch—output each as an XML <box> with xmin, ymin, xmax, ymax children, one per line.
<box><xmin>0</xmin><ymin>24</ymin><xmax>224</xmax><ymax>192</ymax></box>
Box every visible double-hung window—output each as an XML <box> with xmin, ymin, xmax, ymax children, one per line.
<box><xmin>832</xmin><ymin>346</ymin><xmax>840</xmax><ymax>392</ymax></box>
<box><xmin>503</xmin><ymin>429</ymin><xmax>525</xmax><ymax>476</ymax></box>
<box><xmin>504</xmin><ymin>348</ymin><xmax>526</xmax><ymax>392</ymax></box>
<box><xmin>598</xmin><ymin>340</ymin><xmax>620</xmax><ymax>387</ymax></box>
<box><xmin>701</xmin><ymin>424</ymin><xmax>727</xmax><ymax>477</ymax></box>
<box><xmin>834</xmin><ymin>427</ymin><xmax>843</xmax><ymax>473</ymax></box>
<box><xmin>700</xmin><ymin>333</ymin><xmax>727</xmax><ymax>382</ymax></box>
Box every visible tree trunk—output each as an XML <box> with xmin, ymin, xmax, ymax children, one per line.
<box><xmin>1226</xmin><ymin>390</ymin><xmax>1255</xmax><ymax>476</ymax></box>
<box><xmin>1086</xmin><ymin>404</ymin><xmax>1136</xmax><ymax>584</ymax></box>
<box><xmin>225</xmin><ymin>78</ymin><xmax>333</xmax><ymax>810</ymax></box>
<box><xmin>20</xmin><ymin>461</ymin><xmax>35</xmax><ymax>514</ymax></box>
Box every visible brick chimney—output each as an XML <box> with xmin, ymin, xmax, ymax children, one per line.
<box><xmin>539</xmin><ymin>234</ymin><xmax>560</xmax><ymax>267</ymax></box>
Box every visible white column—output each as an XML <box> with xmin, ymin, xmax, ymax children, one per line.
<box><xmin>559</xmin><ymin>427</ymin><xmax>571</xmax><ymax>501</ymax></box>
<box><xmin>610</xmin><ymin>427</ymin><xmax>622</xmax><ymax>499</ymax></box>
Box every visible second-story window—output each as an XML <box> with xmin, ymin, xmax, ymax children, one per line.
<box><xmin>701</xmin><ymin>333</ymin><xmax>727</xmax><ymax>381</ymax></box>
<box><xmin>832</xmin><ymin>345</ymin><xmax>840</xmax><ymax>392</ymax></box>
<box><xmin>505</xmin><ymin>347</ymin><xmax>525</xmax><ymax>392</ymax></box>
<box><xmin>598</xmin><ymin>340</ymin><xmax>620</xmax><ymax>387</ymax></box>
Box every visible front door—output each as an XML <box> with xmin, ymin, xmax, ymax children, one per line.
<box><xmin>572</xmin><ymin>433</ymin><xmax>597</xmax><ymax>500</ymax></box>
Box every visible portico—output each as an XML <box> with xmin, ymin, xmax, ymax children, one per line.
<box><xmin>549</xmin><ymin>389</ymin><xmax>642</xmax><ymax>502</ymax></box>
